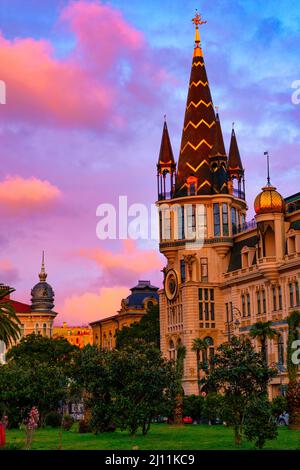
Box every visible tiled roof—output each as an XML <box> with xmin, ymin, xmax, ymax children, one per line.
<box><xmin>227</xmin><ymin>235</ymin><xmax>258</xmax><ymax>272</ymax></box>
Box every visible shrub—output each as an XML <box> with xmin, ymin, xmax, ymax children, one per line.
<box><xmin>78</xmin><ymin>419</ymin><xmax>90</xmax><ymax>433</ymax></box>
<box><xmin>271</xmin><ymin>395</ymin><xmax>288</xmax><ymax>419</ymax></box>
<box><xmin>45</xmin><ymin>411</ymin><xmax>62</xmax><ymax>428</ymax></box>
<box><xmin>62</xmin><ymin>415</ymin><xmax>74</xmax><ymax>431</ymax></box>
<box><xmin>183</xmin><ymin>395</ymin><xmax>204</xmax><ymax>422</ymax></box>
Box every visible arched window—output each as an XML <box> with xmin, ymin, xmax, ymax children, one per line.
<box><xmin>43</xmin><ymin>323</ymin><xmax>47</xmax><ymax>337</ymax></box>
<box><xmin>20</xmin><ymin>324</ymin><xmax>24</xmax><ymax>337</ymax></box>
<box><xmin>204</xmin><ymin>336</ymin><xmax>215</xmax><ymax>360</ymax></box>
<box><xmin>109</xmin><ymin>332</ymin><xmax>112</xmax><ymax>350</ymax></box>
<box><xmin>103</xmin><ymin>334</ymin><xmax>107</xmax><ymax>349</ymax></box>
<box><xmin>35</xmin><ymin>323</ymin><xmax>39</xmax><ymax>334</ymax></box>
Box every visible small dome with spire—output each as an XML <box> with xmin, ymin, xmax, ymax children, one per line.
<box><xmin>254</xmin><ymin>151</ymin><xmax>285</xmax><ymax>215</ymax></box>
<box><xmin>254</xmin><ymin>185</ymin><xmax>285</xmax><ymax>215</ymax></box>
<box><xmin>31</xmin><ymin>252</ymin><xmax>55</xmax><ymax>312</ymax></box>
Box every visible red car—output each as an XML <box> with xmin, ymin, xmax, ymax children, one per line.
<box><xmin>182</xmin><ymin>416</ymin><xmax>193</xmax><ymax>424</ymax></box>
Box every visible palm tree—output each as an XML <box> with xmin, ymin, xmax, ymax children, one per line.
<box><xmin>0</xmin><ymin>285</ymin><xmax>21</xmax><ymax>347</ymax></box>
<box><xmin>192</xmin><ymin>337</ymin><xmax>209</xmax><ymax>395</ymax></box>
<box><xmin>286</xmin><ymin>310</ymin><xmax>300</xmax><ymax>429</ymax></box>
<box><xmin>249</xmin><ymin>321</ymin><xmax>277</xmax><ymax>365</ymax></box>
<box><xmin>173</xmin><ymin>343</ymin><xmax>186</xmax><ymax>424</ymax></box>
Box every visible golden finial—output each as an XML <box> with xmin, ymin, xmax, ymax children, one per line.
<box><xmin>192</xmin><ymin>11</ymin><xmax>206</xmax><ymax>57</ymax></box>
<box><xmin>39</xmin><ymin>250</ymin><xmax>47</xmax><ymax>282</ymax></box>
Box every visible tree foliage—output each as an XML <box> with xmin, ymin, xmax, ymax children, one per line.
<box><xmin>0</xmin><ymin>285</ymin><xmax>20</xmax><ymax>347</ymax></box>
<box><xmin>205</xmin><ymin>336</ymin><xmax>276</xmax><ymax>446</ymax></box>
<box><xmin>115</xmin><ymin>305</ymin><xmax>160</xmax><ymax>349</ymax></box>
<box><xmin>286</xmin><ymin>310</ymin><xmax>300</xmax><ymax>429</ymax></box>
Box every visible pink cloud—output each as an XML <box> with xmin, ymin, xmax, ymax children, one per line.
<box><xmin>0</xmin><ymin>176</ymin><xmax>61</xmax><ymax>213</ymax></box>
<box><xmin>0</xmin><ymin>1</ymin><xmax>171</xmax><ymax>130</ymax></box>
<box><xmin>56</xmin><ymin>286</ymin><xmax>129</xmax><ymax>325</ymax></box>
<box><xmin>78</xmin><ymin>240</ymin><xmax>163</xmax><ymax>286</ymax></box>
<box><xmin>0</xmin><ymin>259</ymin><xmax>19</xmax><ymax>284</ymax></box>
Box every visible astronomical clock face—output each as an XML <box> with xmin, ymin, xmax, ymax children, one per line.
<box><xmin>164</xmin><ymin>269</ymin><xmax>178</xmax><ymax>301</ymax></box>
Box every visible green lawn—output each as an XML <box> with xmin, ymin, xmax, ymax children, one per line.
<box><xmin>4</xmin><ymin>424</ymin><xmax>300</xmax><ymax>450</ymax></box>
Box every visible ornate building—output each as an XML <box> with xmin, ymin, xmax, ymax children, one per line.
<box><xmin>53</xmin><ymin>323</ymin><xmax>93</xmax><ymax>348</ymax></box>
<box><xmin>91</xmin><ymin>280</ymin><xmax>159</xmax><ymax>349</ymax></box>
<box><xmin>0</xmin><ymin>253</ymin><xmax>58</xmax><ymax>362</ymax></box>
<box><xmin>157</xmin><ymin>13</ymin><xmax>300</xmax><ymax>398</ymax></box>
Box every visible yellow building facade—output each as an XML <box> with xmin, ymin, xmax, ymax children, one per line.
<box><xmin>53</xmin><ymin>322</ymin><xmax>93</xmax><ymax>348</ymax></box>
<box><xmin>91</xmin><ymin>280</ymin><xmax>159</xmax><ymax>349</ymax></box>
<box><xmin>157</xmin><ymin>15</ymin><xmax>300</xmax><ymax>398</ymax></box>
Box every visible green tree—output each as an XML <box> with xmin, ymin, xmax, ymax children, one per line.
<box><xmin>0</xmin><ymin>285</ymin><xmax>20</xmax><ymax>347</ymax></box>
<box><xmin>206</xmin><ymin>336</ymin><xmax>276</xmax><ymax>446</ymax></box>
<box><xmin>249</xmin><ymin>321</ymin><xmax>277</xmax><ymax>365</ymax></box>
<box><xmin>244</xmin><ymin>398</ymin><xmax>278</xmax><ymax>449</ymax></box>
<box><xmin>286</xmin><ymin>310</ymin><xmax>300</xmax><ymax>429</ymax></box>
<box><xmin>71</xmin><ymin>345</ymin><xmax>115</xmax><ymax>434</ymax></box>
<box><xmin>6</xmin><ymin>333</ymin><xmax>77</xmax><ymax>369</ymax></box>
<box><xmin>202</xmin><ymin>392</ymin><xmax>223</xmax><ymax>425</ymax></box>
<box><xmin>173</xmin><ymin>343</ymin><xmax>186</xmax><ymax>425</ymax></box>
<box><xmin>191</xmin><ymin>338</ymin><xmax>209</xmax><ymax>395</ymax></box>
<box><xmin>115</xmin><ymin>304</ymin><xmax>160</xmax><ymax>349</ymax></box>
<box><xmin>183</xmin><ymin>394</ymin><xmax>204</xmax><ymax>422</ymax></box>
<box><xmin>271</xmin><ymin>395</ymin><xmax>288</xmax><ymax>421</ymax></box>
<box><xmin>0</xmin><ymin>362</ymin><xmax>68</xmax><ymax>427</ymax></box>
<box><xmin>111</xmin><ymin>341</ymin><xmax>175</xmax><ymax>435</ymax></box>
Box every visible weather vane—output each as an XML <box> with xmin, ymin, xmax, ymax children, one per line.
<box><xmin>192</xmin><ymin>11</ymin><xmax>207</xmax><ymax>27</ymax></box>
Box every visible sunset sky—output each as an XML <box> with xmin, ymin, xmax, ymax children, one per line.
<box><xmin>0</xmin><ymin>0</ymin><xmax>299</xmax><ymax>325</ymax></box>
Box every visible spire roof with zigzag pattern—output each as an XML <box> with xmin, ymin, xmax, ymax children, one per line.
<box><xmin>175</xmin><ymin>13</ymin><xmax>220</xmax><ymax>196</ymax></box>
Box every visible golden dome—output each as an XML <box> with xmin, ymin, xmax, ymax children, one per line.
<box><xmin>254</xmin><ymin>185</ymin><xmax>285</xmax><ymax>215</ymax></box>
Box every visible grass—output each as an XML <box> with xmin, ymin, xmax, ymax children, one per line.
<box><xmin>4</xmin><ymin>424</ymin><xmax>300</xmax><ymax>450</ymax></box>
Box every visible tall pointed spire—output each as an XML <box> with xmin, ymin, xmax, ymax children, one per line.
<box><xmin>210</xmin><ymin>111</ymin><xmax>226</xmax><ymax>158</ymax></box>
<box><xmin>175</xmin><ymin>12</ymin><xmax>216</xmax><ymax>196</ymax></box>
<box><xmin>39</xmin><ymin>251</ymin><xmax>47</xmax><ymax>282</ymax></box>
<box><xmin>157</xmin><ymin>118</ymin><xmax>176</xmax><ymax>200</ymax></box>
<box><xmin>157</xmin><ymin>118</ymin><xmax>176</xmax><ymax>170</ymax></box>
<box><xmin>228</xmin><ymin>126</ymin><xmax>243</xmax><ymax>172</ymax></box>
<box><xmin>209</xmin><ymin>111</ymin><xmax>228</xmax><ymax>193</ymax></box>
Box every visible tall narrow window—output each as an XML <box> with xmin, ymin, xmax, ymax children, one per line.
<box><xmin>213</xmin><ymin>203</ymin><xmax>221</xmax><ymax>236</ymax></box>
<box><xmin>289</xmin><ymin>283</ymin><xmax>294</xmax><ymax>307</ymax></box>
<box><xmin>242</xmin><ymin>294</ymin><xmax>246</xmax><ymax>317</ymax></box>
<box><xmin>231</xmin><ymin>207</ymin><xmax>237</xmax><ymax>234</ymax></box>
<box><xmin>177</xmin><ymin>206</ymin><xmax>185</xmax><ymax>240</ymax></box>
<box><xmin>200</xmin><ymin>258</ymin><xmax>208</xmax><ymax>283</ymax></box>
<box><xmin>180</xmin><ymin>259</ymin><xmax>186</xmax><ymax>283</ymax></box>
<box><xmin>197</xmin><ymin>204</ymin><xmax>207</xmax><ymax>239</ymax></box>
<box><xmin>278</xmin><ymin>286</ymin><xmax>282</xmax><ymax>310</ymax></box>
<box><xmin>199</xmin><ymin>288</ymin><xmax>203</xmax><ymax>321</ymax></box>
<box><xmin>186</xmin><ymin>205</ymin><xmax>196</xmax><ymax>240</ymax></box>
<box><xmin>257</xmin><ymin>291</ymin><xmax>261</xmax><ymax>315</ymax></box>
<box><xmin>35</xmin><ymin>323</ymin><xmax>39</xmax><ymax>334</ymax></box>
<box><xmin>247</xmin><ymin>294</ymin><xmax>251</xmax><ymax>317</ymax></box>
<box><xmin>262</xmin><ymin>289</ymin><xmax>266</xmax><ymax>314</ymax></box>
<box><xmin>225</xmin><ymin>303</ymin><xmax>229</xmax><ymax>324</ymax></box>
<box><xmin>222</xmin><ymin>203</ymin><xmax>229</xmax><ymax>236</ymax></box>
<box><xmin>159</xmin><ymin>210</ymin><xmax>163</xmax><ymax>241</ymax></box>
<box><xmin>278</xmin><ymin>334</ymin><xmax>284</xmax><ymax>366</ymax></box>
<box><xmin>199</xmin><ymin>288</ymin><xmax>215</xmax><ymax>327</ymax></box>
<box><xmin>272</xmin><ymin>287</ymin><xmax>277</xmax><ymax>311</ymax></box>
<box><xmin>20</xmin><ymin>324</ymin><xmax>24</xmax><ymax>337</ymax></box>
<box><xmin>43</xmin><ymin>323</ymin><xmax>47</xmax><ymax>337</ymax></box>
<box><xmin>296</xmin><ymin>281</ymin><xmax>300</xmax><ymax>305</ymax></box>
<box><xmin>162</xmin><ymin>207</ymin><xmax>171</xmax><ymax>240</ymax></box>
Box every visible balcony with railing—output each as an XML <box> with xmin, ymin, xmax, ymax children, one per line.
<box><xmin>232</xmin><ymin>219</ymin><xmax>257</xmax><ymax>235</ymax></box>
<box><xmin>232</xmin><ymin>188</ymin><xmax>246</xmax><ymax>200</ymax></box>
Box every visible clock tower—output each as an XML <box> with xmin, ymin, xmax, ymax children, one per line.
<box><xmin>156</xmin><ymin>13</ymin><xmax>246</xmax><ymax>394</ymax></box>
